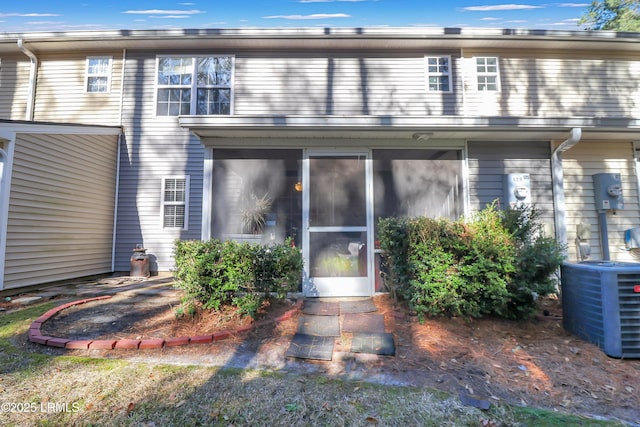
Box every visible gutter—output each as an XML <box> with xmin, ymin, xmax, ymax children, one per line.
<box><xmin>552</xmin><ymin>128</ymin><xmax>582</xmax><ymax>257</ymax></box>
<box><xmin>17</xmin><ymin>39</ymin><xmax>38</xmax><ymax>121</ymax></box>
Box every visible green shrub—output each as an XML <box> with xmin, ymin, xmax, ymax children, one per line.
<box><xmin>173</xmin><ymin>238</ymin><xmax>302</xmax><ymax>318</ymax></box>
<box><xmin>500</xmin><ymin>205</ymin><xmax>565</xmax><ymax>319</ymax></box>
<box><xmin>377</xmin><ymin>217</ymin><xmax>411</xmax><ymax>300</ymax></box>
<box><xmin>378</xmin><ymin>203</ymin><xmax>563</xmax><ymax>320</ymax></box>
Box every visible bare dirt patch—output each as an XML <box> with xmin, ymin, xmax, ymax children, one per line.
<box><xmin>35</xmin><ymin>291</ymin><xmax>640</xmax><ymax>425</ymax></box>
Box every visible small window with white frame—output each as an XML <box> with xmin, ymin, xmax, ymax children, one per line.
<box><xmin>475</xmin><ymin>57</ymin><xmax>500</xmax><ymax>91</ymax></box>
<box><xmin>85</xmin><ymin>57</ymin><xmax>112</xmax><ymax>93</ymax></box>
<box><xmin>425</xmin><ymin>56</ymin><xmax>451</xmax><ymax>92</ymax></box>
<box><xmin>162</xmin><ymin>176</ymin><xmax>189</xmax><ymax>230</ymax></box>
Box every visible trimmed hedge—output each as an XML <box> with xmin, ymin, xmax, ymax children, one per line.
<box><xmin>173</xmin><ymin>238</ymin><xmax>302</xmax><ymax>318</ymax></box>
<box><xmin>378</xmin><ymin>204</ymin><xmax>564</xmax><ymax>320</ymax></box>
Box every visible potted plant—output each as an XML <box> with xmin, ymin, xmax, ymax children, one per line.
<box><xmin>239</xmin><ymin>193</ymin><xmax>272</xmax><ymax>241</ymax></box>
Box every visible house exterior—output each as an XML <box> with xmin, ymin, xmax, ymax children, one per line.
<box><xmin>1</xmin><ymin>27</ymin><xmax>640</xmax><ymax>295</ymax></box>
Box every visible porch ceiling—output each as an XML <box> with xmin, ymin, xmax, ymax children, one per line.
<box><xmin>179</xmin><ymin>115</ymin><xmax>640</xmax><ymax>143</ymax></box>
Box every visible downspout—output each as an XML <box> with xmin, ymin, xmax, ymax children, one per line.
<box><xmin>112</xmin><ymin>49</ymin><xmax>126</xmax><ymax>272</ymax></box>
<box><xmin>552</xmin><ymin>128</ymin><xmax>582</xmax><ymax>258</ymax></box>
<box><xmin>17</xmin><ymin>39</ymin><xmax>38</xmax><ymax>121</ymax></box>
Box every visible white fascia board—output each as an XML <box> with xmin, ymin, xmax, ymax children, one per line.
<box><xmin>179</xmin><ymin>115</ymin><xmax>640</xmax><ymax>130</ymax></box>
<box><xmin>0</xmin><ymin>122</ymin><xmax>121</xmax><ymax>136</ymax></box>
<box><xmin>3</xmin><ymin>27</ymin><xmax>640</xmax><ymax>55</ymax></box>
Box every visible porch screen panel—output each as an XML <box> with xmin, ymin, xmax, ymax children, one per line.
<box><xmin>372</xmin><ymin>149</ymin><xmax>464</xmax><ymax>224</ymax></box>
<box><xmin>211</xmin><ymin>149</ymin><xmax>302</xmax><ymax>247</ymax></box>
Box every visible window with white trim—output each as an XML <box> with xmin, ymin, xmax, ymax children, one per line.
<box><xmin>85</xmin><ymin>57</ymin><xmax>112</xmax><ymax>93</ymax></box>
<box><xmin>425</xmin><ymin>56</ymin><xmax>451</xmax><ymax>92</ymax></box>
<box><xmin>162</xmin><ymin>176</ymin><xmax>189</xmax><ymax>230</ymax></box>
<box><xmin>475</xmin><ymin>57</ymin><xmax>500</xmax><ymax>91</ymax></box>
<box><xmin>156</xmin><ymin>56</ymin><xmax>233</xmax><ymax>116</ymax></box>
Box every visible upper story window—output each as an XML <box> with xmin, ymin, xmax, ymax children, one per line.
<box><xmin>162</xmin><ymin>176</ymin><xmax>189</xmax><ymax>230</ymax></box>
<box><xmin>475</xmin><ymin>57</ymin><xmax>500</xmax><ymax>91</ymax></box>
<box><xmin>86</xmin><ymin>57</ymin><xmax>112</xmax><ymax>93</ymax></box>
<box><xmin>425</xmin><ymin>56</ymin><xmax>451</xmax><ymax>92</ymax></box>
<box><xmin>156</xmin><ymin>56</ymin><xmax>233</xmax><ymax>116</ymax></box>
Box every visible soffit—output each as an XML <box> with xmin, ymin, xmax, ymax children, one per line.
<box><xmin>179</xmin><ymin>115</ymin><xmax>640</xmax><ymax>143</ymax></box>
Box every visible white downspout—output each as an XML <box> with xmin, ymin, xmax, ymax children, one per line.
<box><xmin>111</xmin><ymin>49</ymin><xmax>127</xmax><ymax>272</ymax></box>
<box><xmin>552</xmin><ymin>128</ymin><xmax>582</xmax><ymax>257</ymax></box>
<box><xmin>17</xmin><ymin>39</ymin><xmax>38</xmax><ymax>121</ymax></box>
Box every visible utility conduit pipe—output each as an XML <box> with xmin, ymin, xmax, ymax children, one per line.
<box><xmin>17</xmin><ymin>39</ymin><xmax>38</xmax><ymax>121</ymax></box>
<box><xmin>552</xmin><ymin>128</ymin><xmax>582</xmax><ymax>258</ymax></box>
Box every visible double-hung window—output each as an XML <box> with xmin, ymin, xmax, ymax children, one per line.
<box><xmin>475</xmin><ymin>57</ymin><xmax>500</xmax><ymax>91</ymax></box>
<box><xmin>156</xmin><ymin>56</ymin><xmax>233</xmax><ymax>116</ymax></box>
<box><xmin>426</xmin><ymin>56</ymin><xmax>451</xmax><ymax>92</ymax></box>
<box><xmin>162</xmin><ymin>176</ymin><xmax>189</xmax><ymax>230</ymax></box>
<box><xmin>86</xmin><ymin>57</ymin><xmax>112</xmax><ymax>93</ymax></box>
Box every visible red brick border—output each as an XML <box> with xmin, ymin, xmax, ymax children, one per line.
<box><xmin>28</xmin><ymin>297</ymin><xmax>302</xmax><ymax>351</ymax></box>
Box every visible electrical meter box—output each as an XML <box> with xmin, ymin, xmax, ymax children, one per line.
<box><xmin>504</xmin><ymin>173</ymin><xmax>531</xmax><ymax>208</ymax></box>
<box><xmin>593</xmin><ymin>173</ymin><xmax>624</xmax><ymax>212</ymax></box>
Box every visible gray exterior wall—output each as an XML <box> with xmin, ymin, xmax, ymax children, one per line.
<box><xmin>467</xmin><ymin>141</ymin><xmax>554</xmax><ymax>227</ymax></box>
<box><xmin>462</xmin><ymin>49</ymin><xmax>640</xmax><ymax>118</ymax></box>
<box><xmin>561</xmin><ymin>141</ymin><xmax>640</xmax><ymax>262</ymax></box>
<box><xmin>0</xmin><ymin>56</ymin><xmax>30</xmax><ymax>120</ymax></box>
<box><xmin>32</xmin><ymin>53</ymin><xmax>123</xmax><ymax>125</ymax></box>
<box><xmin>234</xmin><ymin>52</ymin><xmax>463</xmax><ymax>115</ymax></box>
<box><xmin>113</xmin><ymin>53</ymin><xmax>203</xmax><ymax>272</ymax></box>
<box><xmin>5</xmin><ymin>36</ymin><xmax>640</xmax><ymax>275</ymax></box>
<box><xmin>4</xmin><ymin>132</ymin><xmax>118</xmax><ymax>289</ymax></box>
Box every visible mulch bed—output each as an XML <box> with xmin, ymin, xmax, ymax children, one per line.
<box><xmin>28</xmin><ymin>292</ymin><xmax>640</xmax><ymax>424</ymax></box>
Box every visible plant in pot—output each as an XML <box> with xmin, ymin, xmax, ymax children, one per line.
<box><xmin>240</xmin><ymin>193</ymin><xmax>272</xmax><ymax>241</ymax></box>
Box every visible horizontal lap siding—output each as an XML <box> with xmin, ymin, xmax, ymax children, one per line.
<box><xmin>235</xmin><ymin>53</ymin><xmax>462</xmax><ymax>115</ymax></box>
<box><xmin>3</xmin><ymin>133</ymin><xmax>118</xmax><ymax>289</ymax></box>
<box><xmin>467</xmin><ymin>141</ymin><xmax>554</xmax><ymax>226</ymax></box>
<box><xmin>462</xmin><ymin>50</ymin><xmax>640</xmax><ymax>117</ymax></box>
<box><xmin>0</xmin><ymin>56</ymin><xmax>30</xmax><ymax>120</ymax></box>
<box><xmin>114</xmin><ymin>53</ymin><xmax>203</xmax><ymax>272</ymax></box>
<box><xmin>561</xmin><ymin>141</ymin><xmax>639</xmax><ymax>262</ymax></box>
<box><xmin>33</xmin><ymin>53</ymin><xmax>123</xmax><ymax>125</ymax></box>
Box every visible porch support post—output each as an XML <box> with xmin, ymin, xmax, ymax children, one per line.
<box><xmin>201</xmin><ymin>146</ymin><xmax>213</xmax><ymax>241</ymax></box>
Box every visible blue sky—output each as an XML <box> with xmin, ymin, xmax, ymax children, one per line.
<box><xmin>1</xmin><ymin>1</ymin><xmax>592</xmax><ymax>33</ymax></box>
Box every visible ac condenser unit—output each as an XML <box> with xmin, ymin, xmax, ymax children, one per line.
<box><xmin>561</xmin><ymin>261</ymin><xmax>640</xmax><ymax>358</ymax></box>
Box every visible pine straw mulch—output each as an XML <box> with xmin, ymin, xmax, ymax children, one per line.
<box><xmin>376</xmin><ymin>295</ymin><xmax>639</xmax><ymax>424</ymax></box>
<box><xmin>32</xmin><ymin>292</ymin><xmax>640</xmax><ymax>424</ymax></box>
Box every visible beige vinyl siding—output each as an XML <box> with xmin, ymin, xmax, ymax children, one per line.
<box><xmin>33</xmin><ymin>53</ymin><xmax>123</xmax><ymax>125</ymax></box>
<box><xmin>467</xmin><ymin>140</ymin><xmax>555</xmax><ymax>226</ymax></box>
<box><xmin>234</xmin><ymin>53</ymin><xmax>462</xmax><ymax>116</ymax></box>
<box><xmin>0</xmin><ymin>56</ymin><xmax>30</xmax><ymax>120</ymax></box>
<box><xmin>3</xmin><ymin>132</ymin><xmax>118</xmax><ymax>289</ymax></box>
<box><xmin>561</xmin><ymin>141</ymin><xmax>640</xmax><ymax>262</ymax></box>
<box><xmin>462</xmin><ymin>50</ymin><xmax>640</xmax><ymax>118</ymax></box>
<box><xmin>114</xmin><ymin>52</ymin><xmax>203</xmax><ymax>272</ymax></box>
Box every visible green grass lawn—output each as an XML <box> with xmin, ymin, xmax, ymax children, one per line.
<box><xmin>0</xmin><ymin>303</ymin><xmax>626</xmax><ymax>427</ymax></box>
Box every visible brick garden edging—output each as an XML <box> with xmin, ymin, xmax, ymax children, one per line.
<box><xmin>28</xmin><ymin>295</ymin><xmax>303</xmax><ymax>351</ymax></box>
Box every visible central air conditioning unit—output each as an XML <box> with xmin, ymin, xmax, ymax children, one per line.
<box><xmin>561</xmin><ymin>261</ymin><xmax>640</xmax><ymax>358</ymax></box>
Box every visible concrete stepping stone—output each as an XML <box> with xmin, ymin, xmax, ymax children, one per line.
<box><xmin>342</xmin><ymin>313</ymin><xmax>385</xmax><ymax>333</ymax></box>
<box><xmin>340</xmin><ymin>299</ymin><xmax>377</xmax><ymax>314</ymax></box>
<box><xmin>302</xmin><ymin>300</ymin><xmax>340</xmax><ymax>316</ymax></box>
<box><xmin>351</xmin><ymin>332</ymin><xmax>395</xmax><ymax>356</ymax></box>
<box><xmin>286</xmin><ymin>333</ymin><xmax>334</xmax><ymax>361</ymax></box>
<box><xmin>297</xmin><ymin>315</ymin><xmax>340</xmax><ymax>336</ymax></box>
<box><xmin>10</xmin><ymin>296</ymin><xmax>43</xmax><ymax>305</ymax></box>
